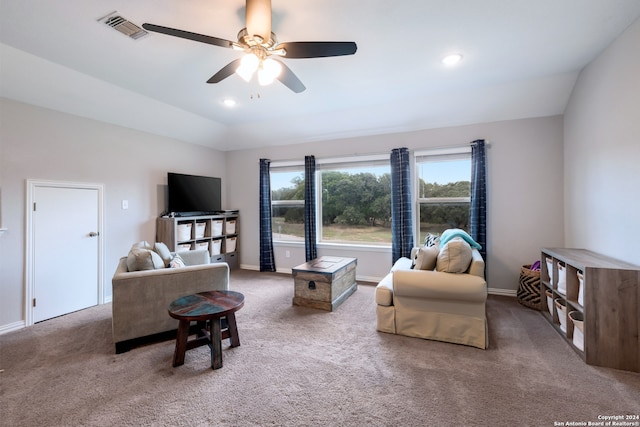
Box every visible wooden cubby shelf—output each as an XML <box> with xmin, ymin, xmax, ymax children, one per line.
<box><xmin>157</xmin><ymin>213</ymin><xmax>239</xmax><ymax>269</ymax></box>
<box><xmin>540</xmin><ymin>248</ymin><xmax>640</xmax><ymax>372</ymax></box>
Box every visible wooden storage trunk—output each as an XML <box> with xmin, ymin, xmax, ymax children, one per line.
<box><xmin>292</xmin><ymin>257</ymin><xmax>357</xmax><ymax>311</ymax></box>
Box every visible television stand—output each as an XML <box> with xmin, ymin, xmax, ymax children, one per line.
<box><xmin>156</xmin><ymin>212</ymin><xmax>240</xmax><ymax>270</ymax></box>
<box><xmin>172</xmin><ymin>211</ymin><xmax>217</xmax><ymax>218</ymax></box>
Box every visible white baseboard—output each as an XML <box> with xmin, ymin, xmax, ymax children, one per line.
<box><xmin>0</xmin><ymin>320</ymin><xmax>25</xmax><ymax>335</ymax></box>
<box><xmin>238</xmin><ymin>264</ymin><xmax>517</xmax><ymax>296</ymax></box>
<box><xmin>488</xmin><ymin>288</ymin><xmax>516</xmax><ymax>297</ymax></box>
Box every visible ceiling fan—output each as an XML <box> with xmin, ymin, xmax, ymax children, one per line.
<box><xmin>142</xmin><ymin>0</ymin><xmax>357</xmax><ymax>93</ymax></box>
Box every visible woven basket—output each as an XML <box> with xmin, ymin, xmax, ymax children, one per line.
<box><xmin>517</xmin><ymin>264</ymin><xmax>541</xmax><ymax>310</ymax></box>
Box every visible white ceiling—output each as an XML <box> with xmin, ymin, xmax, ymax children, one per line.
<box><xmin>1</xmin><ymin>0</ymin><xmax>639</xmax><ymax>151</ymax></box>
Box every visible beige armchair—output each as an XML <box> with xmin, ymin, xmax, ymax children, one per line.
<box><xmin>376</xmin><ymin>248</ymin><xmax>488</xmax><ymax>349</ymax></box>
<box><xmin>112</xmin><ymin>249</ymin><xmax>229</xmax><ymax>353</ymax></box>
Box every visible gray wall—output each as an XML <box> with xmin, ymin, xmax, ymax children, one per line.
<box><xmin>563</xmin><ymin>18</ymin><xmax>640</xmax><ymax>266</ymax></box>
<box><xmin>2</xmin><ymin>17</ymin><xmax>637</xmax><ymax>331</ymax></box>
<box><xmin>0</xmin><ymin>99</ymin><xmax>226</xmax><ymax>329</ymax></box>
<box><xmin>226</xmin><ymin>116</ymin><xmax>566</xmax><ymax>292</ymax></box>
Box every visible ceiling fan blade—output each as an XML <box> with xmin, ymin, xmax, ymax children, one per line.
<box><xmin>275</xmin><ymin>60</ymin><xmax>306</xmax><ymax>93</ymax></box>
<box><xmin>246</xmin><ymin>0</ymin><xmax>272</xmax><ymax>42</ymax></box>
<box><xmin>276</xmin><ymin>41</ymin><xmax>357</xmax><ymax>58</ymax></box>
<box><xmin>142</xmin><ymin>23</ymin><xmax>233</xmax><ymax>48</ymax></box>
<box><xmin>207</xmin><ymin>58</ymin><xmax>243</xmax><ymax>84</ymax></box>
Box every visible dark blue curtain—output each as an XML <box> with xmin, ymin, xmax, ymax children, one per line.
<box><xmin>259</xmin><ymin>159</ymin><xmax>276</xmax><ymax>271</ymax></box>
<box><xmin>304</xmin><ymin>155</ymin><xmax>317</xmax><ymax>261</ymax></box>
<box><xmin>390</xmin><ymin>147</ymin><xmax>414</xmax><ymax>264</ymax></box>
<box><xmin>470</xmin><ymin>139</ymin><xmax>487</xmax><ymax>262</ymax></box>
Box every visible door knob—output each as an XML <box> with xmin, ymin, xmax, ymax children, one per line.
<box><xmin>89</xmin><ymin>232</ymin><xmax>99</xmax><ymax>237</ymax></box>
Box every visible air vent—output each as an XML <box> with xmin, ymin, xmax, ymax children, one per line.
<box><xmin>98</xmin><ymin>12</ymin><xmax>148</xmax><ymax>40</ymax></box>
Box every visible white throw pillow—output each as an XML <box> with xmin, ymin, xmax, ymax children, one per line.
<box><xmin>154</xmin><ymin>242</ymin><xmax>173</xmax><ymax>267</ymax></box>
<box><xmin>436</xmin><ymin>237</ymin><xmax>473</xmax><ymax>273</ymax></box>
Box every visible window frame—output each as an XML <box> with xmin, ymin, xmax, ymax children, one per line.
<box><xmin>270</xmin><ymin>161</ymin><xmax>305</xmax><ymax>243</ymax></box>
<box><xmin>414</xmin><ymin>147</ymin><xmax>472</xmax><ymax>244</ymax></box>
<box><xmin>316</xmin><ymin>154</ymin><xmax>392</xmax><ymax>248</ymax></box>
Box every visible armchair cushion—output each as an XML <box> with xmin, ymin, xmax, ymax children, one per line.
<box><xmin>436</xmin><ymin>237</ymin><xmax>472</xmax><ymax>273</ymax></box>
<box><xmin>413</xmin><ymin>245</ymin><xmax>439</xmax><ymax>270</ymax></box>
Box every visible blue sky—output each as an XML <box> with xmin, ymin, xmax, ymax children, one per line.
<box><xmin>271</xmin><ymin>159</ymin><xmax>470</xmax><ymax>191</ymax></box>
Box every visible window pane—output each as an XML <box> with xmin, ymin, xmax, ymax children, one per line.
<box><xmin>418</xmin><ymin>202</ymin><xmax>470</xmax><ymax>243</ymax></box>
<box><xmin>418</xmin><ymin>159</ymin><xmax>470</xmax><ymax>198</ymax></box>
<box><xmin>417</xmin><ymin>155</ymin><xmax>471</xmax><ymax>244</ymax></box>
<box><xmin>320</xmin><ymin>165</ymin><xmax>391</xmax><ymax>246</ymax></box>
<box><xmin>271</xmin><ymin>171</ymin><xmax>304</xmax><ymax>242</ymax></box>
<box><xmin>272</xmin><ymin>205</ymin><xmax>304</xmax><ymax>241</ymax></box>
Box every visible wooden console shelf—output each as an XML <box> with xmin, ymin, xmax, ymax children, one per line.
<box><xmin>157</xmin><ymin>213</ymin><xmax>239</xmax><ymax>269</ymax></box>
<box><xmin>540</xmin><ymin>248</ymin><xmax>640</xmax><ymax>372</ymax></box>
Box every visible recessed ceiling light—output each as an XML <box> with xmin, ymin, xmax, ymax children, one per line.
<box><xmin>442</xmin><ymin>53</ymin><xmax>463</xmax><ymax>66</ymax></box>
<box><xmin>222</xmin><ymin>98</ymin><xmax>236</xmax><ymax>107</ymax></box>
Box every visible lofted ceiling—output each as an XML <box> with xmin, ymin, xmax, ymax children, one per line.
<box><xmin>1</xmin><ymin>0</ymin><xmax>639</xmax><ymax>151</ymax></box>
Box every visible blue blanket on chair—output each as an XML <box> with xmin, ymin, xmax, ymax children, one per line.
<box><xmin>439</xmin><ymin>229</ymin><xmax>482</xmax><ymax>250</ymax></box>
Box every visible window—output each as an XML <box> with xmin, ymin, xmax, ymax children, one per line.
<box><xmin>416</xmin><ymin>149</ymin><xmax>471</xmax><ymax>244</ymax></box>
<box><xmin>318</xmin><ymin>156</ymin><xmax>391</xmax><ymax>246</ymax></box>
<box><xmin>270</xmin><ymin>165</ymin><xmax>304</xmax><ymax>242</ymax></box>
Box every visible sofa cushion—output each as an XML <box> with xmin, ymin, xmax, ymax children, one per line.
<box><xmin>414</xmin><ymin>245</ymin><xmax>439</xmax><ymax>270</ymax></box>
<box><xmin>154</xmin><ymin>242</ymin><xmax>173</xmax><ymax>267</ymax></box>
<box><xmin>126</xmin><ymin>248</ymin><xmax>165</xmax><ymax>272</ymax></box>
<box><xmin>436</xmin><ymin>237</ymin><xmax>473</xmax><ymax>273</ymax></box>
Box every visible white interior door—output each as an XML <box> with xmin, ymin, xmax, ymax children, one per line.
<box><xmin>31</xmin><ymin>184</ymin><xmax>101</xmax><ymax>322</ymax></box>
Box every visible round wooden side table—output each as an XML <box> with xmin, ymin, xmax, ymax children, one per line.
<box><xmin>168</xmin><ymin>290</ymin><xmax>244</xmax><ymax>370</ymax></box>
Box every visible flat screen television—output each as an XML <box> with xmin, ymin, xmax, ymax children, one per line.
<box><xmin>167</xmin><ymin>172</ymin><xmax>221</xmax><ymax>215</ymax></box>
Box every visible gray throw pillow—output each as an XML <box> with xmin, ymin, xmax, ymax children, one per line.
<box><xmin>126</xmin><ymin>248</ymin><xmax>164</xmax><ymax>272</ymax></box>
<box><xmin>414</xmin><ymin>245</ymin><xmax>439</xmax><ymax>270</ymax></box>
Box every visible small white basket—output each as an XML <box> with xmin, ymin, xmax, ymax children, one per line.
<box><xmin>195</xmin><ymin>222</ymin><xmax>206</xmax><ymax>238</ymax></box>
<box><xmin>176</xmin><ymin>243</ymin><xmax>192</xmax><ymax>252</ymax></box>
<box><xmin>569</xmin><ymin>311</ymin><xmax>584</xmax><ymax>351</ymax></box>
<box><xmin>196</xmin><ymin>241</ymin><xmax>209</xmax><ymax>251</ymax></box>
<box><xmin>545</xmin><ymin>290</ymin><xmax>554</xmax><ymax>316</ymax></box>
<box><xmin>555</xmin><ymin>298</ymin><xmax>567</xmax><ymax>333</ymax></box>
<box><xmin>225</xmin><ymin>236</ymin><xmax>237</xmax><ymax>253</ymax></box>
<box><xmin>211</xmin><ymin>239</ymin><xmax>222</xmax><ymax>255</ymax></box>
<box><xmin>545</xmin><ymin>257</ymin><xmax>554</xmax><ymax>283</ymax></box>
<box><xmin>212</xmin><ymin>220</ymin><xmax>223</xmax><ymax>236</ymax></box>
<box><xmin>225</xmin><ymin>219</ymin><xmax>237</xmax><ymax>235</ymax></box>
<box><xmin>577</xmin><ymin>271</ymin><xmax>584</xmax><ymax>306</ymax></box>
<box><xmin>557</xmin><ymin>263</ymin><xmax>567</xmax><ymax>295</ymax></box>
<box><xmin>177</xmin><ymin>223</ymin><xmax>192</xmax><ymax>242</ymax></box>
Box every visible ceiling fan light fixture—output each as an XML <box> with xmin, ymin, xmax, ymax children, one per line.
<box><xmin>236</xmin><ymin>53</ymin><xmax>260</xmax><ymax>82</ymax></box>
<box><xmin>442</xmin><ymin>53</ymin><xmax>463</xmax><ymax>66</ymax></box>
<box><xmin>222</xmin><ymin>98</ymin><xmax>237</xmax><ymax>107</ymax></box>
<box><xmin>258</xmin><ymin>58</ymin><xmax>282</xmax><ymax>86</ymax></box>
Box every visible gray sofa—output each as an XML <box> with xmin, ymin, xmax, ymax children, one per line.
<box><xmin>112</xmin><ymin>249</ymin><xmax>229</xmax><ymax>353</ymax></box>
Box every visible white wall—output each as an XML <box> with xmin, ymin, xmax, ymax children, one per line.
<box><xmin>0</xmin><ymin>98</ymin><xmax>226</xmax><ymax>329</ymax></box>
<box><xmin>227</xmin><ymin>116</ymin><xmax>565</xmax><ymax>291</ymax></box>
<box><xmin>564</xmin><ymin>18</ymin><xmax>640</xmax><ymax>266</ymax></box>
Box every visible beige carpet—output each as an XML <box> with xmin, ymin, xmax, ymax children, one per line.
<box><xmin>1</xmin><ymin>269</ymin><xmax>639</xmax><ymax>426</ymax></box>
